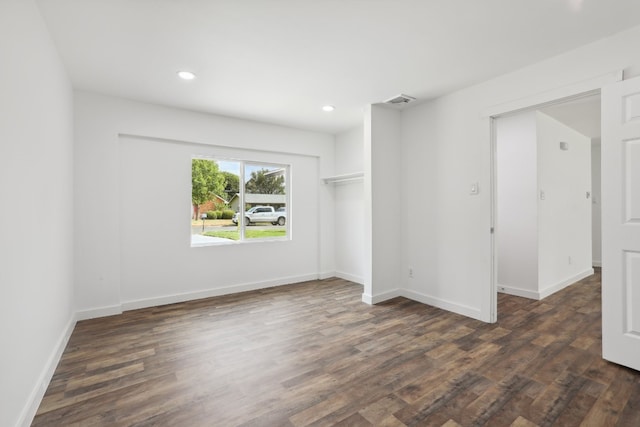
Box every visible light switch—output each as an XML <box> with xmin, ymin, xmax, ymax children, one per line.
<box><xmin>470</xmin><ymin>182</ymin><xmax>479</xmax><ymax>195</ymax></box>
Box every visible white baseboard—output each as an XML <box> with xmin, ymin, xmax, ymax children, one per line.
<box><xmin>402</xmin><ymin>289</ymin><xmax>483</xmax><ymax>321</ymax></box>
<box><xmin>362</xmin><ymin>288</ymin><xmax>401</xmax><ymax>305</ymax></box>
<box><xmin>539</xmin><ymin>268</ymin><xmax>594</xmax><ymax>300</ymax></box>
<box><xmin>335</xmin><ymin>271</ymin><xmax>364</xmax><ymax>285</ymax></box>
<box><xmin>19</xmin><ymin>313</ymin><xmax>76</xmax><ymax>427</ymax></box>
<box><xmin>318</xmin><ymin>271</ymin><xmax>336</xmax><ymax>280</ymax></box>
<box><xmin>497</xmin><ymin>284</ymin><xmax>540</xmax><ymax>300</ymax></box>
<box><xmin>75</xmin><ymin>273</ymin><xmax>344</xmax><ymax>320</ymax></box>
<box><xmin>121</xmin><ymin>273</ymin><xmax>319</xmax><ymax>312</ymax></box>
<box><xmin>362</xmin><ymin>288</ymin><xmax>483</xmax><ymax>321</ymax></box>
<box><xmin>76</xmin><ymin>304</ymin><xmax>123</xmax><ymax>321</ymax></box>
<box><xmin>498</xmin><ymin>268</ymin><xmax>595</xmax><ymax>301</ymax></box>
<box><xmin>592</xmin><ymin>260</ymin><xmax>602</xmax><ymax>267</ymax></box>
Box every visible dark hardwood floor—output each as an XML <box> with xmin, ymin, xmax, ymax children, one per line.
<box><xmin>33</xmin><ymin>268</ymin><xmax>640</xmax><ymax>426</ymax></box>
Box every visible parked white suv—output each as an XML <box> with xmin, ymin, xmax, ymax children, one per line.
<box><xmin>232</xmin><ymin>206</ymin><xmax>286</xmax><ymax>226</ymax></box>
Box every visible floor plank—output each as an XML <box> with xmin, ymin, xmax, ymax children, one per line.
<box><xmin>32</xmin><ymin>268</ymin><xmax>640</xmax><ymax>426</ymax></box>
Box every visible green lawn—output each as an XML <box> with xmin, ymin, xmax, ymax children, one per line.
<box><xmin>203</xmin><ymin>229</ymin><xmax>286</xmax><ymax>240</ymax></box>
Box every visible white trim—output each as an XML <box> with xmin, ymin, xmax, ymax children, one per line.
<box><xmin>121</xmin><ymin>273</ymin><xmax>319</xmax><ymax>312</ymax></box>
<box><xmin>592</xmin><ymin>260</ymin><xmax>602</xmax><ymax>268</ymax></box>
<box><xmin>76</xmin><ymin>304</ymin><xmax>123</xmax><ymax>321</ymax></box>
<box><xmin>19</xmin><ymin>314</ymin><xmax>76</xmax><ymax>427</ymax></box>
<box><xmin>497</xmin><ymin>269</ymin><xmax>595</xmax><ymax>301</ymax></box>
<box><xmin>539</xmin><ymin>268</ymin><xmax>594</xmax><ymax>300</ymax></box>
<box><xmin>335</xmin><ymin>271</ymin><xmax>364</xmax><ymax>285</ymax></box>
<box><xmin>489</xmin><ymin>116</ymin><xmax>498</xmax><ymax>323</ymax></box>
<box><xmin>361</xmin><ymin>288</ymin><xmax>483</xmax><ymax>321</ymax></box>
<box><xmin>497</xmin><ymin>284</ymin><xmax>540</xmax><ymax>300</ymax></box>
<box><xmin>402</xmin><ymin>289</ymin><xmax>483</xmax><ymax>321</ymax></box>
<box><xmin>483</xmin><ymin>70</ymin><xmax>622</xmax><ymax>118</ymax></box>
<box><xmin>361</xmin><ymin>288</ymin><xmax>401</xmax><ymax>305</ymax></box>
<box><xmin>318</xmin><ymin>271</ymin><xmax>336</xmax><ymax>280</ymax></box>
<box><xmin>487</xmin><ymin>71</ymin><xmax>619</xmax><ymax>323</ymax></box>
<box><xmin>74</xmin><ymin>272</ymin><xmax>359</xmax><ymax>321</ymax></box>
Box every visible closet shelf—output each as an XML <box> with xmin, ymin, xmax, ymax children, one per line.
<box><xmin>322</xmin><ymin>172</ymin><xmax>364</xmax><ymax>184</ymax></box>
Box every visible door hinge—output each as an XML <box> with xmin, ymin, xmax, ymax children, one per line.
<box><xmin>490</xmin><ymin>227</ymin><xmax>494</xmax><ymax>234</ymax></box>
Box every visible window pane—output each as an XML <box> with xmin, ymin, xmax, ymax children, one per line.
<box><xmin>243</xmin><ymin>163</ymin><xmax>287</xmax><ymax>240</ymax></box>
<box><xmin>191</xmin><ymin>158</ymin><xmax>240</xmax><ymax>245</ymax></box>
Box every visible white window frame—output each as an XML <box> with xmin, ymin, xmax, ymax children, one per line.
<box><xmin>191</xmin><ymin>156</ymin><xmax>290</xmax><ymax>247</ymax></box>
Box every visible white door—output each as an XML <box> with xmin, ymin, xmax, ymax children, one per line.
<box><xmin>602</xmin><ymin>75</ymin><xmax>640</xmax><ymax>371</ymax></box>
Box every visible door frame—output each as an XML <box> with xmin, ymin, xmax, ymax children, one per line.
<box><xmin>485</xmin><ymin>70</ymin><xmax>622</xmax><ymax>322</ymax></box>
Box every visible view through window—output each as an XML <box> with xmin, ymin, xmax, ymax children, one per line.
<box><xmin>191</xmin><ymin>157</ymin><xmax>289</xmax><ymax>245</ymax></box>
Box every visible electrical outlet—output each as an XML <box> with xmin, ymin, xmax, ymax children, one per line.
<box><xmin>409</xmin><ymin>268</ymin><xmax>413</xmax><ymax>278</ymax></box>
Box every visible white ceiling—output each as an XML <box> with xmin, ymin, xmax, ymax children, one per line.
<box><xmin>36</xmin><ymin>0</ymin><xmax>640</xmax><ymax>135</ymax></box>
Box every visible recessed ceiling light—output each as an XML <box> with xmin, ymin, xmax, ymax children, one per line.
<box><xmin>322</xmin><ymin>105</ymin><xmax>335</xmax><ymax>112</ymax></box>
<box><xmin>177</xmin><ymin>71</ymin><xmax>196</xmax><ymax>80</ymax></box>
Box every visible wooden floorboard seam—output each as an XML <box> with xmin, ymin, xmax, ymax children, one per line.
<box><xmin>32</xmin><ymin>269</ymin><xmax>640</xmax><ymax>426</ymax></box>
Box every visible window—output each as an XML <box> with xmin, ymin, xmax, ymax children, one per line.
<box><xmin>191</xmin><ymin>157</ymin><xmax>289</xmax><ymax>245</ymax></box>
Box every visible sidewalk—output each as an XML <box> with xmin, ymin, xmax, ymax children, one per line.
<box><xmin>190</xmin><ymin>234</ymin><xmax>233</xmax><ymax>245</ymax></box>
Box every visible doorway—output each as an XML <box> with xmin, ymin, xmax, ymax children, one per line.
<box><xmin>492</xmin><ymin>93</ymin><xmax>601</xmax><ymax>315</ymax></box>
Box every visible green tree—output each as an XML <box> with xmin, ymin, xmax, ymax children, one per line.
<box><xmin>192</xmin><ymin>159</ymin><xmax>225</xmax><ymax>219</ymax></box>
<box><xmin>245</xmin><ymin>169</ymin><xmax>285</xmax><ymax>194</ymax></box>
<box><xmin>220</xmin><ymin>171</ymin><xmax>240</xmax><ymax>200</ymax></box>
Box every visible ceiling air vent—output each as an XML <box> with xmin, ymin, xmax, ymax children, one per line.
<box><xmin>384</xmin><ymin>94</ymin><xmax>416</xmax><ymax>105</ymax></box>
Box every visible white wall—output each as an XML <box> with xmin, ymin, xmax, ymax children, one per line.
<box><xmin>74</xmin><ymin>92</ymin><xmax>335</xmax><ymax>317</ymax></box>
<box><xmin>363</xmin><ymin>105</ymin><xmax>402</xmax><ymax>303</ymax></box>
<box><xmin>119</xmin><ymin>136</ymin><xmax>320</xmax><ymax>306</ymax></box>
<box><xmin>401</xmin><ymin>92</ymin><xmax>490</xmax><ymax>320</ymax></box>
<box><xmin>0</xmin><ymin>1</ymin><xmax>75</xmax><ymax>426</ymax></box>
<box><xmin>536</xmin><ymin>112</ymin><xmax>592</xmax><ymax>295</ymax></box>
<box><xmin>400</xmin><ymin>25</ymin><xmax>640</xmax><ymax>322</ymax></box>
<box><xmin>496</xmin><ymin>112</ymin><xmax>539</xmax><ymax>294</ymax></box>
<box><xmin>591</xmin><ymin>139</ymin><xmax>602</xmax><ymax>267</ymax></box>
<box><xmin>496</xmin><ymin>111</ymin><xmax>592</xmax><ymax>300</ymax></box>
<box><xmin>335</xmin><ymin>125</ymin><xmax>365</xmax><ymax>284</ymax></box>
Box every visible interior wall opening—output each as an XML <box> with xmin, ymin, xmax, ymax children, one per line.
<box><xmin>493</xmin><ymin>93</ymin><xmax>601</xmax><ymax>316</ymax></box>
